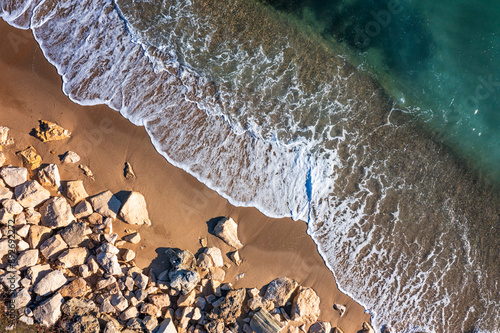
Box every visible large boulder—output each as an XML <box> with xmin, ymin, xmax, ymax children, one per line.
<box><xmin>89</xmin><ymin>190</ymin><xmax>121</xmax><ymax>219</ymax></box>
<box><xmin>15</xmin><ymin>180</ymin><xmax>50</xmax><ymax>208</ymax></box>
<box><xmin>33</xmin><ymin>293</ymin><xmax>64</xmax><ymax>327</ymax></box>
<box><xmin>291</xmin><ymin>287</ymin><xmax>320</xmax><ymax>324</ymax></box>
<box><xmin>41</xmin><ymin>196</ymin><xmax>75</xmax><ymax>228</ymax></box>
<box><xmin>119</xmin><ymin>191</ymin><xmax>151</xmax><ymax>226</ymax></box>
<box><xmin>213</xmin><ymin>217</ymin><xmax>243</xmax><ymax>249</ymax></box>
<box><xmin>1</xmin><ymin>166</ymin><xmax>28</xmax><ymax>187</ymax></box>
<box><xmin>264</xmin><ymin>277</ymin><xmax>299</xmax><ymax>307</ymax></box>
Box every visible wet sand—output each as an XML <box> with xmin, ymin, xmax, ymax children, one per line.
<box><xmin>0</xmin><ymin>20</ymin><xmax>370</xmax><ymax>331</ymax></box>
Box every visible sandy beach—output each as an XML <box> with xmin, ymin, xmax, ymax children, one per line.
<box><xmin>0</xmin><ymin>19</ymin><xmax>370</xmax><ymax>332</ymax></box>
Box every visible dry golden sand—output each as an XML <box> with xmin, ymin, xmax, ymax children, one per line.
<box><xmin>0</xmin><ymin>20</ymin><xmax>370</xmax><ymax>332</ymax></box>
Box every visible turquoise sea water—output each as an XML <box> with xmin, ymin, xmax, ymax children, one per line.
<box><xmin>262</xmin><ymin>0</ymin><xmax>500</xmax><ymax>184</ymax></box>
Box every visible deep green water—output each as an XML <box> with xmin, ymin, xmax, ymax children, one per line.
<box><xmin>261</xmin><ymin>0</ymin><xmax>500</xmax><ymax>184</ymax></box>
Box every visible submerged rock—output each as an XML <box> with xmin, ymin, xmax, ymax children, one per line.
<box><xmin>15</xmin><ymin>180</ymin><xmax>51</xmax><ymax>208</ymax></box>
<box><xmin>119</xmin><ymin>191</ymin><xmax>151</xmax><ymax>226</ymax></box>
<box><xmin>213</xmin><ymin>217</ymin><xmax>243</xmax><ymax>249</ymax></box>
<box><xmin>34</xmin><ymin>120</ymin><xmax>71</xmax><ymax>142</ymax></box>
<box><xmin>1</xmin><ymin>166</ymin><xmax>28</xmax><ymax>187</ymax></box>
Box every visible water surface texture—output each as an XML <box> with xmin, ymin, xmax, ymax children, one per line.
<box><xmin>1</xmin><ymin>0</ymin><xmax>499</xmax><ymax>332</ymax></box>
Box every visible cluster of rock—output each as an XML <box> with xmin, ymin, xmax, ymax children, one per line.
<box><xmin>0</xmin><ymin>125</ymin><xmax>375</xmax><ymax>333</ymax></box>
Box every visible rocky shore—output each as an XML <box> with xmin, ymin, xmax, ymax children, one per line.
<box><xmin>0</xmin><ymin>123</ymin><xmax>375</xmax><ymax>333</ymax></box>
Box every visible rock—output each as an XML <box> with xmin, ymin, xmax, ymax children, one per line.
<box><xmin>12</xmin><ymin>287</ymin><xmax>31</xmax><ymax>309</ymax></box>
<box><xmin>0</xmin><ymin>208</ymin><xmax>13</xmax><ymax>225</ymax></box>
<box><xmin>127</xmin><ymin>318</ymin><xmax>143</xmax><ymax>330</ymax></box>
<box><xmin>104</xmin><ymin>321</ymin><xmax>121</xmax><ymax>333</ymax></box>
<box><xmin>58</xmin><ymin>247</ymin><xmax>89</xmax><ymax>268</ymax></box>
<box><xmin>79</xmin><ymin>165</ymin><xmax>94</xmax><ymax>180</ymax></box>
<box><xmin>333</xmin><ymin>304</ymin><xmax>346</xmax><ymax>317</ymax></box>
<box><xmin>96</xmin><ymin>252</ymin><xmax>122</xmax><ymax>275</ymax></box>
<box><xmin>121</xmin><ymin>249</ymin><xmax>135</xmax><ymax>262</ymax></box>
<box><xmin>205</xmin><ymin>320</ymin><xmax>225</xmax><ymax>333</ymax></box>
<box><xmin>110</xmin><ymin>294</ymin><xmax>129</xmax><ymax>312</ymax></box>
<box><xmin>141</xmin><ymin>303</ymin><xmax>161</xmax><ymax>317</ymax></box>
<box><xmin>264</xmin><ymin>277</ymin><xmax>298</xmax><ymax>307</ymax></box>
<box><xmin>169</xmin><ymin>269</ymin><xmax>200</xmax><ymax>295</ymax></box>
<box><xmin>157</xmin><ymin>318</ymin><xmax>177</xmax><ymax>333</ymax></box>
<box><xmin>61</xmin><ymin>151</ymin><xmax>80</xmax><ymax>164</ymax></box>
<box><xmin>148</xmin><ymin>293</ymin><xmax>171</xmax><ymax>309</ymax></box>
<box><xmin>65</xmin><ymin>181</ymin><xmax>88</xmax><ymax>204</ymax></box>
<box><xmin>308</xmin><ymin>322</ymin><xmax>332</xmax><ymax>333</ymax></box>
<box><xmin>33</xmin><ymin>293</ymin><xmax>64</xmax><ymax>327</ymax></box>
<box><xmin>16</xmin><ymin>224</ymin><xmax>30</xmax><ymax>238</ymax></box>
<box><xmin>229</xmin><ymin>251</ymin><xmax>242</xmax><ymax>266</ymax></box>
<box><xmin>209</xmin><ymin>267</ymin><xmax>226</xmax><ymax>281</ymax></box>
<box><xmin>15</xmin><ymin>249</ymin><xmax>39</xmax><ymax>270</ymax></box>
<box><xmin>97</xmin><ymin>242</ymin><xmax>119</xmax><ymax>255</ymax></box>
<box><xmin>197</xmin><ymin>253</ymin><xmax>213</xmax><ymax>269</ymax></box>
<box><xmin>208</xmin><ymin>288</ymin><xmax>246</xmax><ymax>324</ymax></box>
<box><xmin>123</xmin><ymin>232</ymin><xmax>141</xmax><ymax>244</ymax></box>
<box><xmin>0</xmin><ymin>186</ymin><xmax>13</xmax><ymax>201</ymax></box>
<box><xmin>120</xmin><ymin>306</ymin><xmax>138</xmax><ymax>321</ymax></box>
<box><xmin>25</xmin><ymin>207</ymin><xmax>41</xmax><ymax>224</ymax></box>
<box><xmin>40</xmin><ymin>234</ymin><xmax>68</xmax><ymax>260</ymax></box>
<box><xmin>38</xmin><ymin>164</ymin><xmax>61</xmax><ymax>190</ymax></box>
<box><xmin>134</xmin><ymin>273</ymin><xmax>149</xmax><ymax>290</ymax></box>
<box><xmin>41</xmin><ymin>196</ymin><xmax>75</xmax><ymax>228</ymax></box>
<box><xmin>89</xmin><ymin>190</ymin><xmax>121</xmax><ymax>218</ymax></box>
<box><xmin>291</xmin><ymin>287</ymin><xmax>320</xmax><ymax>324</ymax></box>
<box><xmin>16</xmin><ymin>146</ymin><xmax>42</xmax><ymax>170</ymax></box>
<box><xmin>26</xmin><ymin>264</ymin><xmax>52</xmax><ymax>285</ymax></box>
<box><xmin>1</xmin><ymin>166</ymin><xmax>28</xmax><ymax>187</ymax></box>
<box><xmin>0</xmin><ymin>153</ymin><xmax>4</xmax><ymax>167</ymax></box>
<box><xmin>0</xmin><ymin>127</ymin><xmax>13</xmax><ymax>146</ymax></box>
<box><xmin>362</xmin><ymin>322</ymin><xmax>375</xmax><ymax>333</ymax></box>
<box><xmin>2</xmin><ymin>199</ymin><xmax>23</xmax><ymax>214</ymax></box>
<box><xmin>61</xmin><ymin>298</ymin><xmax>97</xmax><ymax>317</ymax></box>
<box><xmin>74</xmin><ymin>200</ymin><xmax>93</xmax><ymax>219</ymax></box>
<box><xmin>28</xmin><ymin>225</ymin><xmax>52</xmax><ymax>248</ymax></box>
<box><xmin>34</xmin><ymin>120</ymin><xmax>71</xmax><ymax>142</ymax></box>
<box><xmin>60</xmin><ymin>277</ymin><xmax>91</xmax><ymax>298</ymax></box>
<box><xmin>69</xmin><ymin>315</ymin><xmax>100</xmax><ymax>333</ymax></box>
<box><xmin>60</xmin><ymin>221</ymin><xmax>87</xmax><ymax>247</ymax></box>
<box><xmin>213</xmin><ymin>217</ymin><xmax>243</xmax><ymax>249</ymax></box>
<box><xmin>124</xmin><ymin>162</ymin><xmax>136</xmax><ymax>179</ymax></box>
<box><xmin>205</xmin><ymin>247</ymin><xmax>224</xmax><ymax>267</ymax></box>
<box><xmin>250</xmin><ymin>308</ymin><xmax>284</xmax><ymax>333</ymax></box>
<box><xmin>100</xmin><ymin>298</ymin><xmax>116</xmax><ymax>314</ymax></box>
<box><xmin>177</xmin><ymin>290</ymin><xmax>196</xmax><ymax>307</ymax></box>
<box><xmin>143</xmin><ymin>315</ymin><xmax>158</xmax><ymax>333</ymax></box>
<box><xmin>33</xmin><ymin>269</ymin><xmax>67</xmax><ymax>296</ymax></box>
<box><xmin>1</xmin><ymin>271</ymin><xmax>21</xmax><ymax>289</ymax></box>
<box><xmin>119</xmin><ymin>191</ymin><xmax>151</xmax><ymax>226</ymax></box>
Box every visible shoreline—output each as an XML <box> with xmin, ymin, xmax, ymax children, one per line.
<box><xmin>0</xmin><ymin>19</ymin><xmax>371</xmax><ymax>332</ymax></box>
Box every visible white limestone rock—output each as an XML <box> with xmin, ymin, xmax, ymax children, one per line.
<box><xmin>89</xmin><ymin>190</ymin><xmax>121</xmax><ymax>219</ymax></box>
<box><xmin>16</xmin><ymin>224</ymin><xmax>30</xmax><ymax>238</ymax></box>
<box><xmin>0</xmin><ymin>186</ymin><xmax>13</xmax><ymax>201</ymax></box>
<box><xmin>119</xmin><ymin>191</ymin><xmax>151</xmax><ymax>226</ymax></box>
<box><xmin>41</xmin><ymin>196</ymin><xmax>75</xmax><ymax>228</ymax></box>
<box><xmin>0</xmin><ymin>208</ymin><xmax>13</xmax><ymax>225</ymax></box>
<box><xmin>15</xmin><ymin>181</ymin><xmax>50</xmax><ymax>208</ymax></box>
<box><xmin>61</xmin><ymin>151</ymin><xmax>80</xmax><ymax>164</ymax></box>
<box><xmin>33</xmin><ymin>269</ymin><xmax>67</xmax><ymax>296</ymax></box>
<box><xmin>15</xmin><ymin>249</ymin><xmax>39</xmax><ymax>270</ymax></box>
<box><xmin>2</xmin><ymin>199</ymin><xmax>23</xmax><ymax>214</ymax></box>
<box><xmin>25</xmin><ymin>207</ymin><xmax>41</xmax><ymax>224</ymax></box>
<box><xmin>96</xmin><ymin>252</ymin><xmax>122</xmax><ymax>276</ymax></box>
<box><xmin>0</xmin><ymin>166</ymin><xmax>27</xmax><ymax>187</ymax></box>
<box><xmin>33</xmin><ymin>293</ymin><xmax>64</xmax><ymax>327</ymax></box>
<box><xmin>38</xmin><ymin>164</ymin><xmax>61</xmax><ymax>191</ymax></box>
<box><xmin>40</xmin><ymin>234</ymin><xmax>68</xmax><ymax>260</ymax></box>
<box><xmin>73</xmin><ymin>200</ymin><xmax>93</xmax><ymax>219</ymax></box>
<box><xmin>205</xmin><ymin>247</ymin><xmax>224</xmax><ymax>267</ymax></box>
<box><xmin>12</xmin><ymin>287</ymin><xmax>31</xmax><ymax>309</ymax></box>
<box><xmin>26</xmin><ymin>264</ymin><xmax>52</xmax><ymax>285</ymax></box>
<box><xmin>123</xmin><ymin>232</ymin><xmax>141</xmax><ymax>244</ymax></box>
<box><xmin>291</xmin><ymin>287</ymin><xmax>320</xmax><ymax>324</ymax></box>
<box><xmin>0</xmin><ymin>152</ymin><xmax>5</xmax><ymax>167</ymax></box>
<box><xmin>121</xmin><ymin>249</ymin><xmax>136</xmax><ymax>262</ymax></box>
<box><xmin>213</xmin><ymin>217</ymin><xmax>243</xmax><ymax>249</ymax></box>
<box><xmin>65</xmin><ymin>180</ymin><xmax>88</xmax><ymax>203</ymax></box>
<box><xmin>58</xmin><ymin>247</ymin><xmax>88</xmax><ymax>268</ymax></box>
